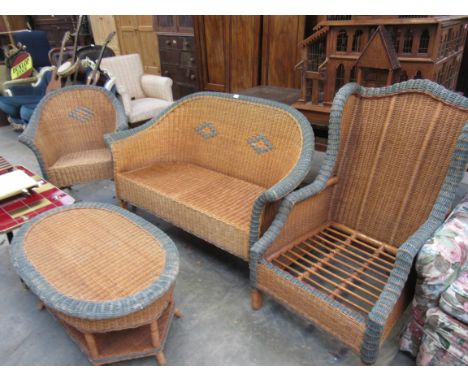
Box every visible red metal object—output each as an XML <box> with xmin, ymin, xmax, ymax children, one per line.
<box><xmin>0</xmin><ymin>158</ymin><xmax>75</xmax><ymax>235</ymax></box>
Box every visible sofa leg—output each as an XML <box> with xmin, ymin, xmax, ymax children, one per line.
<box><xmin>251</xmin><ymin>288</ymin><xmax>263</xmax><ymax>310</ymax></box>
<box><xmin>118</xmin><ymin>199</ymin><xmax>128</xmax><ymax>210</ymax></box>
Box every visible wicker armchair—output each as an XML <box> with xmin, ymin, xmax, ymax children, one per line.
<box><xmin>19</xmin><ymin>85</ymin><xmax>127</xmax><ymax>187</ymax></box>
<box><xmin>106</xmin><ymin>92</ymin><xmax>314</xmax><ymax>260</ymax></box>
<box><xmin>249</xmin><ymin>80</ymin><xmax>468</xmax><ymax>364</ymax></box>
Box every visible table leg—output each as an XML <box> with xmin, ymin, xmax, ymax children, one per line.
<box><xmin>84</xmin><ymin>333</ymin><xmax>100</xmax><ymax>361</ymax></box>
<box><xmin>6</xmin><ymin>231</ymin><xmax>13</xmax><ymax>244</ymax></box>
<box><xmin>150</xmin><ymin>320</ymin><xmax>161</xmax><ymax>348</ymax></box>
<box><xmin>155</xmin><ymin>352</ymin><xmax>166</xmax><ymax>366</ymax></box>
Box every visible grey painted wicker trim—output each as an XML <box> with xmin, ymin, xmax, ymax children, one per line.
<box><xmin>10</xmin><ymin>202</ymin><xmax>179</xmax><ymax>320</ymax></box>
<box><xmin>104</xmin><ymin>91</ymin><xmax>315</xmax><ymax>256</ymax></box>
<box><xmin>249</xmin><ymin>79</ymin><xmax>468</xmax><ymax>364</ymax></box>
<box><xmin>18</xmin><ymin>85</ymin><xmax>128</xmax><ymax>180</ymax></box>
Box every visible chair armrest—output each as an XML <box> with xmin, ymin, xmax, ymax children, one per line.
<box><xmin>141</xmin><ymin>74</ymin><xmax>173</xmax><ymax>102</ymax></box>
<box><xmin>114</xmin><ymin>83</ymin><xmax>132</xmax><ymax>117</ymax></box>
<box><xmin>3</xmin><ymin>67</ymin><xmax>53</xmax><ymax>96</ymax></box>
<box><xmin>415</xmin><ymin>205</ymin><xmax>468</xmax><ymax>301</ymax></box>
<box><xmin>250</xmin><ymin>177</ymin><xmax>338</xmax><ymax>263</ymax></box>
<box><xmin>105</xmin><ymin>112</ymin><xmax>175</xmax><ymax>175</ymax></box>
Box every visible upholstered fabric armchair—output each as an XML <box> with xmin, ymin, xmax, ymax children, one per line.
<box><xmin>400</xmin><ymin>194</ymin><xmax>468</xmax><ymax>366</ymax></box>
<box><xmin>106</xmin><ymin>92</ymin><xmax>314</xmax><ymax>260</ymax></box>
<box><xmin>100</xmin><ymin>54</ymin><xmax>173</xmax><ymax>124</ymax></box>
<box><xmin>249</xmin><ymin>80</ymin><xmax>468</xmax><ymax>365</ymax></box>
<box><xmin>19</xmin><ymin>85</ymin><xmax>127</xmax><ymax>187</ymax></box>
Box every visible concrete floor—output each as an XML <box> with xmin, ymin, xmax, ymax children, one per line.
<box><xmin>2</xmin><ymin>124</ymin><xmax>464</xmax><ymax>366</ymax></box>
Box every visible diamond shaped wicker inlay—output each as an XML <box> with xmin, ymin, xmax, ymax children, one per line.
<box><xmin>195</xmin><ymin>122</ymin><xmax>217</xmax><ymax>140</ymax></box>
<box><xmin>247</xmin><ymin>134</ymin><xmax>273</xmax><ymax>154</ymax></box>
<box><xmin>68</xmin><ymin>106</ymin><xmax>95</xmax><ymax>122</ymax></box>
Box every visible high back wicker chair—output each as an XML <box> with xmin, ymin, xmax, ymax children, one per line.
<box><xmin>19</xmin><ymin>85</ymin><xmax>127</xmax><ymax>187</ymax></box>
<box><xmin>250</xmin><ymin>80</ymin><xmax>468</xmax><ymax>364</ymax></box>
<box><xmin>106</xmin><ymin>92</ymin><xmax>314</xmax><ymax>260</ymax></box>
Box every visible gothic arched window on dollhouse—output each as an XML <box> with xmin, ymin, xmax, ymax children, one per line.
<box><xmin>418</xmin><ymin>30</ymin><xmax>430</xmax><ymax>53</ymax></box>
<box><xmin>414</xmin><ymin>70</ymin><xmax>423</xmax><ymax>79</ymax></box>
<box><xmin>392</xmin><ymin>28</ymin><xmax>401</xmax><ymax>53</ymax></box>
<box><xmin>350</xmin><ymin>66</ymin><xmax>356</xmax><ymax>82</ymax></box>
<box><xmin>336</xmin><ymin>30</ymin><xmax>348</xmax><ymax>52</ymax></box>
<box><xmin>400</xmin><ymin>71</ymin><xmax>408</xmax><ymax>82</ymax></box>
<box><xmin>352</xmin><ymin>30</ymin><xmax>363</xmax><ymax>52</ymax></box>
<box><xmin>335</xmin><ymin>64</ymin><xmax>345</xmax><ymax>91</ymax></box>
<box><xmin>403</xmin><ymin>29</ymin><xmax>413</xmax><ymax>53</ymax></box>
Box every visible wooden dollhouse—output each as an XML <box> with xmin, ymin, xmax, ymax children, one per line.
<box><xmin>295</xmin><ymin>16</ymin><xmax>468</xmax><ymax>126</ymax></box>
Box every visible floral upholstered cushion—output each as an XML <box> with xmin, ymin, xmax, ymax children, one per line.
<box><xmin>400</xmin><ymin>196</ymin><xmax>468</xmax><ymax>356</ymax></box>
<box><xmin>416</xmin><ymin>308</ymin><xmax>468</xmax><ymax>366</ymax></box>
<box><xmin>440</xmin><ymin>264</ymin><xmax>468</xmax><ymax>324</ymax></box>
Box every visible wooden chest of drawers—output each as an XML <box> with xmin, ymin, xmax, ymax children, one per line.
<box><xmin>157</xmin><ymin>34</ymin><xmax>199</xmax><ymax>99</ymax></box>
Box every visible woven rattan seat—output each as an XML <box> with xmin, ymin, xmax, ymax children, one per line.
<box><xmin>250</xmin><ymin>80</ymin><xmax>468</xmax><ymax>364</ymax></box>
<box><xmin>11</xmin><ymin>203</ymin><xmax>179</xmax><ymax>365</ymax></box>
<box><xmin>19</xmin><ymin>86</ymin><xmax>128</xmax><ymax>188</ymax></box>
<box><xmin>118</xmin><ymin>162</ymin><xmax>266</xmax><ymax>256</ymax></box>
<box><xmin>48</xmin><ymin>148</ymin><xmax>113</xmax><ymax>188</ymax></box>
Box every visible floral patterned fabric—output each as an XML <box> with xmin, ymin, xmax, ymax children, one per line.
<box><xmin>399</xmin><ymin>196</ymin><xmax>468</xmax><ymax>358</ymax></box>
<box><xmin>440</xmin><ymin>264</ymin><xmax>468</xmax><ymax>324</ymax></box>
<box><xmin>416</xmin><ymin>308</ymin><xmax>468</xmax><ymax>366</ymax></box>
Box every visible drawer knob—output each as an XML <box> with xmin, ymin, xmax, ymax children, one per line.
<box><xmin>190</xmin><ymin>74</ymin><xmax>196</xmax><ymax>80</ymax></box>
<box><xmin>165</xmin><ymin>40</ymin><xmax>171</xmax><ymax>46</ymax></box>
<box><xmin>172</xmin><ymin>40</ymin><xmax>177</xmax><ymax>45</ymax></box>
<box><xmin>163</xmin><ymin>70</ymin><xmax>170</xmax><ymax>76</ymax></box>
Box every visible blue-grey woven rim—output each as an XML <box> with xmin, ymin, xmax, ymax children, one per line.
<box><xmin>249</xmin><ymin>79</ymin><xmax>468</xmax><ymax>364</ymax></box>
<box><xmin>104</xmin><ymin>91</ymin><xmax>315</xmax><ymax>253</ymax></box>
<box><xmin>10</xmin><ymin>202</ymin><xmax>179</xmax><ymax>320</ymax></box>
<box><xmin>18</xmin><ymin>85</ymin><xmax>128</xmax><ymax>180</ymax></box>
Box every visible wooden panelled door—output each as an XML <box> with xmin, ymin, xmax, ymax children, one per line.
<box><xmin>262</xmin><ymin>16</ymin><xmax>305</xmax><ymax>89</ymax></box>
<box><xmin>115</xmin><ymin>15</ymin><xmax>161</xmax><ymax>75</ymax></box>
<box><xmin>88</xmin><ymin>16</ymin><xmax>121</xmax><ymax>55</ymax></box>
<box><xmin>195</xmin><ymin>16</ymin><xmax>261</xmax><ymax>93</ymax></box>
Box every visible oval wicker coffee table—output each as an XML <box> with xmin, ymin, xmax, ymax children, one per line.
<box><xmin>10</xmin><ymin>202</ymin><xmax>180</xmax><ymax>366</ymax></box>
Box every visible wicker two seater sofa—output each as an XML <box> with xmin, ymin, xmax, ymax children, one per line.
<box><xmin>249</xmin><ymin>80</ymin><xmax>468</xmax><ymax>364</ymax></box>
<box><xmin>106</xmin><ymin>92</ymin><xmax>314</xmax><ymax>260</ymax></box>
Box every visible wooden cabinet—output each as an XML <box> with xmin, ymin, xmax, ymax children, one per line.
<box><xmin>114</xmin><ymin>15</ymin><xmax>160</xmax><ymax>75</ymax></box>
<box><xmin>262</xmin><ymin>16</ymin><xmax>305</xmax><ymax>88</ymax></box>
<box><xmin>158</xmin><ymin>34</ymin><xmax>198</xmax><ymax>99</ymax></box>
<box><xmin>155</xmin><ymin>16</ymin><xmax>199</xmax><ymax>99</ymax></box>
<box><xmin>153</xmin><ymin>16</ymin><xmax>194</xmax><ymax>35</ymax></box>
<box><xmin>30</xmin><ymin>16</ymin><xmax>92</xmax><ymax>48</ymax></box>
<box><xmin>195</xmin><ymin>15</ymin><xmax>305</xmax><ymax>93</ymax></box>
<box><xmin>195</xmin><ymin>16</ymin><xmax>261</xmax><ymax>93</ymax></box>
<box><xmin>88</xmin><ymin>16</ymin><xmax>120</xmax><ymax>55</ymax></box>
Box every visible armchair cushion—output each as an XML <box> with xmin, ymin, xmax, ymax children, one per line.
<box><xmin>116</xmin><ymin>162</ymin><xmax>266</xmax><ymax>258</ymax></box>
<box><xmin>129</xmin><ymin>98</ymin><xmax>172</xmax><ymax>124</ymax></box>
<box><xmin>141</xmin><ymin>74</ymin><xmax>173</xmax><ymax>102</ymax></box>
